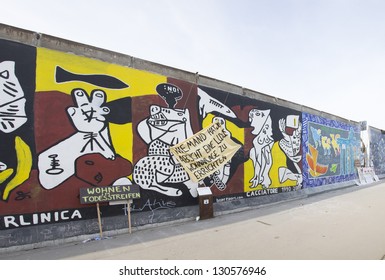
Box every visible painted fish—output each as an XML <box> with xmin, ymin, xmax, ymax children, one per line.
<box><xmin>55</xmin><ymin>66</ymin><xmax>129</xmax><ymax>89</ymax></box>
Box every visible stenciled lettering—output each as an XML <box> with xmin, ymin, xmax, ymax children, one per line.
<box><xmin>2</xmin><ymin>209</ymin><xmax>83</xmax><ymax>229</ymax></box>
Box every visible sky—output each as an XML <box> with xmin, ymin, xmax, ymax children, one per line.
<box><xmin>2</xmin><ymin>0</ymin><xmax>385</xmax><ymax>130</ymax></box>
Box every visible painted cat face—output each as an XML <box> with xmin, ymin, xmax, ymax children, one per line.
<box><xmin>0</xmin><ymin>61</ymin><xmax>27</xmax><ymax>133</ymax></box>
<box><xmin>148</xmin><ymin>105</ymin><xmax>188</xmax><ymax>129</ymax></box>
<box><xmin>147</xmin><ymin>105</ymin><xmax>191</xmax><ymax>145</ymax></box>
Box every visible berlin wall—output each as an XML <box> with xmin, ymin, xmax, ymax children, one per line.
<box><xmin>369</xmin><ymin>126</ymin><xmax>385</xmax><ymax>175</ymax></box>
<box><xmin>0</xmin><ymin>23</ymin><xmax>381</xmax><ymax>249</ymax></box>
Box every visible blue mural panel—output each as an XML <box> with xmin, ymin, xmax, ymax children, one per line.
<box><xmin>302</xmin><ymin>113</ymin><xmax>360</xmax><ymax>187</ymax></box>
<box><xmin>369</xmin><ymin>127</ymin><xmax>385</xmax><ymax>175</ymax></box>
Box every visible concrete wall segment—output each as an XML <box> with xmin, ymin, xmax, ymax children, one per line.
<box><xmin>0</xmin><ymin>23</ymin><xmax>375</xmax><ymax>250</ymax></box>
<box><xmin>132</xmin><ymin>56</ymin><xmax>197</xmax><ymax>83</ymax></box>
<box><xmin>38</xmin><ymin>33</ymin><xmax>135</xmax><ymax>68</ymax></box>
<box><xmin>0</xmin><ymin>23</ymin><xmax>38</xmax><ymax>46</ymax></box>
<box><xmin>198</xmin><ymin>75</ymin><xmax>243</xmax><ymax>95</ymax></box>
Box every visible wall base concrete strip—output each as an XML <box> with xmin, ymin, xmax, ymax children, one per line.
<box><xmin>0</xmin><ymin>204</ymin><xmax>198</xmax><ymax>251</ymax></box>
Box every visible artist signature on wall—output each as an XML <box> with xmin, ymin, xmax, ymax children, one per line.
<box><xmin>129</xmin><ymin>199</ymin><xmax>177</xmax><ymax>223</ymax></box>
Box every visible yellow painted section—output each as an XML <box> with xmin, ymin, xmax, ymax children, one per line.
<box><xmin>109</xmin><ymin>123</ymin><xmax>133</xmax><ymax>162</ymax></box>
<box><xmin>36</xmin><ymin>47</ymin><xmax>166</xmax><ymax>101</ymax></box>
<box><xmin>269</xmin><ymin>142</ymin><xmax>297</xmax><ymax>187</ymax></box>
<box><xmin>2</xmin><ymin>137</ymin><xmax>32</xmax><ymax>201</ymax></box>
<box><xmin>243</xmin><ymin>159</ymin><xmax>254</xmax><ymax>191</ymax></box>
<box><xmin>244</xmin><ymin>141</ymin><xmax>297</xmax><ymax>192</ymax></box>
<box><xmin>0</xmin><ymin>169</ymin><xmax>14</xmax><ymax>184</ymax></box>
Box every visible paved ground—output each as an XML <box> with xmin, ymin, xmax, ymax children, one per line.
<box><xmin>1</xmin><ymin>181</ymin><xmax>385</xmax><ymax>260</ymax></box>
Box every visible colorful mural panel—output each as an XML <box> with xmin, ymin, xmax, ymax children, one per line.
<box><xmin>302</xmin><ymin>113</ymin><xmax>360</xmax><ymax>187</ymax></box>
<box><xmin>369</xmin><ymin>127</ymin><xmax>385</xmax><ymax>175</ymax></box>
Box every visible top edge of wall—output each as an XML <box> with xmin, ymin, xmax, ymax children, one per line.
<box><xmin>369</xmin><ymin>126</ymin><xmax>385</xmax><ymax>134</ymax></box>
<box><xmin>0</xmin><ymin>23</ymin><xmax>198</xmax><ymax>83</ymax></box>
<box><xmin>0</xmin><ymin>23</ymin><xmax>366</xmax><ymax>128</ymax></box>
<box><xmin>198</xmin><ymin>75</ymin><xmax>243</xmax><ymax>94</ymax></box>
<box><xmin>0</xmin><ymin>23</ymin><xmax>36</xmax><ymax>42</ymax></box>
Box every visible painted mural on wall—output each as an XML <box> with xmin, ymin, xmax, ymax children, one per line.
<box><xmin>1</xmin><ymin>42</ymin><xmax>145</xmax><ymax>229</ymax></box>
<box><xmin>194</xmin><ymin>87</ymin><xmax>304</xmax><ymax>201</ymax></box>
<box><xmin>0</xmin><ymin>37</ymin><xmax>306</xmax><ymax>230</ymax></box>
<box><xmin>0</xmin><ymin>36</ymin><xmax>365</xmax><ymax>231</ymax></box>
<box><xmin>0</xmin><ymin>40</ymin><xmax>36</xmax><ymax>204</ymax></box>
<box><xmin>369</xmin><ymin>127</ymin><xmax>385</xmax><ymax>175</ymax></box>
<box><xmin>302</xmin><ymin>113</ymin><xmax>360</xmax><ymax>187</ymax></box>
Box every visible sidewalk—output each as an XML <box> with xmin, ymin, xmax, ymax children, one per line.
<box><xmin>1</xmin><ymin>181</ymin><xmax>385</xmax><ymax>260</ymax></box>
